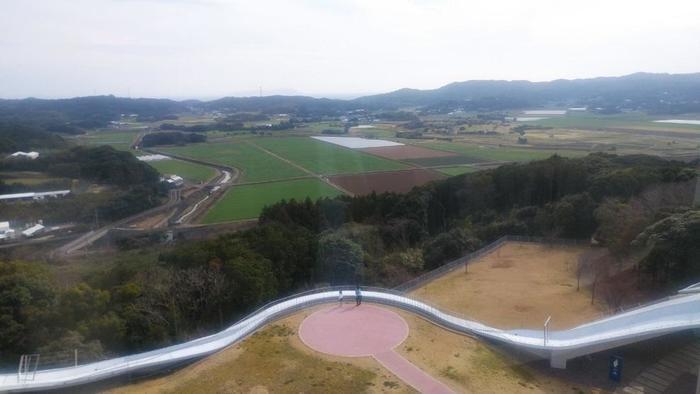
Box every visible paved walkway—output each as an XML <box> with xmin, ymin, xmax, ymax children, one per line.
<box><xmin>618</xmin><ymin>340</ymin><xmax>700</xmax><ymax>394</ymax></box>
<box><xmin>299</xmin><ymin>304</ymin><xmax>454</xmax><ymax>393</ymax></box>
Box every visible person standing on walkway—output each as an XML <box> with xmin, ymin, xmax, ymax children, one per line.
<box><xmin>338</xmin><ymin>290</ymin><xmax>344</xmax><ymax>306</ymax></box>
<box><xmin>355</xmin><ymin>286</ymin><xmax>362</xmax><ymax>306</ymax></box>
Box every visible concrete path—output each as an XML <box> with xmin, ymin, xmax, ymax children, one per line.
<box><xmin>618</xmin><ymin>340</ymin><xmax>700</xmax><ymax>394</ymax></box>
<box><xmin>299</xmin><ymin>304</ymin><xmax>454</xmax><ymax>393</ymax></box>
<box><xmin>374</xmin><ymin>349</ymin><xmax>454</xmax><ymax>394</ymax></box>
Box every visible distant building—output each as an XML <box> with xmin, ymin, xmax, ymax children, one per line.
<box><xmin>163</xmin><ymin>175</ymin><xmax>184</xmax><ymax>188</ymax></box>
<box><xmin>0</xmin><ymin>221</ymin><xmax>16</xmax><ymax>241</ymax></box>
<box><xmin>8</xmin><ymin>151</ymin><xmax>40</xmax><ymax>160</ymax></box>
<box><xmin>22</xmin><ymin>224</ymin><xmax>45</xmax><ymax>238</ymax></box>
<box><xmin>0</xmin><ymin>190</ymin><xmax>71</xmax><ymax>203</ymax></box>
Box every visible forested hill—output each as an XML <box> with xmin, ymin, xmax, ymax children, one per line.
<box><xmin>353</xmin><ymin>73</ymin><xmax>700</xmax><ymax>113</ymax></box>
<box><xmin>2</xmin><ymin>73</ymin><xmax>700</xmax><ymax>131</ymax></box>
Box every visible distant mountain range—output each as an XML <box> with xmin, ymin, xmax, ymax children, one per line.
<box><xmin>2</xmin><ymin>73</ymin><xmax>700</xmax><ymax>130</ymax></box>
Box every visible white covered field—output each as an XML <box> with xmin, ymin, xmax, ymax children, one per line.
<box><xmin>311</xmin><ymin>136</ymin><xmax>404</xmax><ymax>149</ymax></box>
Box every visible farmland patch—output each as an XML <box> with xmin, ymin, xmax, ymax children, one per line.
<box><xmin>328</xmin><ymin>169</ymin><xmax>444</xmax><ymax>195</ymax></box>
<box><xmin>436</xmin><ymin>166</ymin><xmax>479</xmax><ymax>176</ymax></box>
<box><xmin>159</xmin><ymin>142</ymin><xmax>305</xmax><ymax>182</ymax></box>
<box><xmin>255</xmin><ymin>137</ymin><xmax>408</xmax><ymax>175</ymax></box>
<box><xmin>202</xmin><ymin>178</ymin><xmax>343</xmax><ymax>222</ymax></box>
<box><xmin>146</xmin><ymin>159</ymin><xmax>216</xmax><ymax>183</ymax></box>
<box><xmin>311</xmin><ymin>136</ymin><xmax>403</xmax><ymax>149</ymax></box>
<box><xmin>361</xmin><ymin>145</ymin><xmax>456</xmax><ymax>160</ymax></box>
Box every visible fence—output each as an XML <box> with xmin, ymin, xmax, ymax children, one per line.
<box><xmin>394</xmin><ymin>234</ymin><xmax>588</xmax><ymax>292</ymax></box>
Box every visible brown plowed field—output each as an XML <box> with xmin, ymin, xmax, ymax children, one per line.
<box><xmin>328</xmin><ymin>169</ymin><xmax>445</xmax><ymax>195</ymax></box>
<box><xmin>361</xmin><ymin>145</ymin><xmax>456</xmax><ymax>160</ymax></box>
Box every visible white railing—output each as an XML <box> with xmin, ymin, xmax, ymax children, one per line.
<box><xmin>1</xmin><ymin>286</ymin><xmax>700</xmax><ymax>392</ymax></box>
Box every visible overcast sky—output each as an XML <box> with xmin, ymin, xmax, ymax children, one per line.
<box><xmin>1</xmin><ymin>0</ymin><xmax>699</xmax><ymax>99</ymax></box>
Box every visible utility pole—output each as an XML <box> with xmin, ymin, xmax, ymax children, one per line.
<box><xmin>74</xmin><ymin>349</ymin><xmax>78</xmax><ymax>367</ymax></box>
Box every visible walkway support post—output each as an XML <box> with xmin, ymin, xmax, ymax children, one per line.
<box><xmin>543</xmin><ymin>315</ymin><xmax>551</xmax><ymax>346</ymax></box>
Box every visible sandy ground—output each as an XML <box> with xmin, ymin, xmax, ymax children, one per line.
<box><xmin>410</xmin><ymin>241</ymin><xmax>606</xmax><ymax>330</ymax></box>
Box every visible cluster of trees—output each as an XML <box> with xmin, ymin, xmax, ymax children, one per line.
<box><xmin>260</xmin><ymin>153</ymin><xmax>695</xmax><ymax>258</ymax></box>
<box><xmin>141</xmin><ymin>132</ymin><xmax>206</xmax><ymax>147</ymax></box>
<box><xmin>0</xmin><ymin>152</ymin><xmax>696</xmax><ymax>367</ymax></box>
<box><xmin>0</xmin><ymin>146</ymin><xmax>164</xmax><ymax>224</ymax></box>
<box><xmin>634</xmin><ymin>209</ymin><xmax>700</xmax><ymax>287</ymax></box>
<box><xmin>0</xmin><ymin>121</ymin><xmax>66</xmax><ymax>153</ymax></box>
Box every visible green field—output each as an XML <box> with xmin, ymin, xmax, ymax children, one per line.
<box><xmin>404</xmin><ymin>155</ymin><xmax>482</xmax><ymax>167</ymax></box>
<box><xmin>160</xmin><ymin>142</ymin><xmax>305</xmax><ymax>182</ymax></box>
<box><xmin>146</xmin><ymin>159</ymin><xmax>216</xmax><ymax>183</ymax></box>
<box><xmin>420</xmin><ymin>142</ymin><xmax>587</xmax><ymax>162</ymax></box>
<box><xmin>76</xmin><ymin>130</ymin><xmax>141</xmax><ymax>151</ymax></box>
<box><xmin>254</xmin><ymin>137</ymin><xmax>408</xmax><ymax>175</ymax></box>
<box><xmin>203</xmin><ymin>178</ymin><xmax>343</xmax><ymax>222</ymax></box>
<box><xmin>436</xmin><ymin>166</ymin><xmax>480</xmax><ymax>176</ymax></box>
<box><xmin>527</xmin><ymin>113</ymin><xmax>700</xmax><ymax>132</ymax></box>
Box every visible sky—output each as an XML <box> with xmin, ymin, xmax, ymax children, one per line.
<box><xmin>1</xmin><ymin>0</ymin><xmax>700</xmax><ymax>99</ymax></box>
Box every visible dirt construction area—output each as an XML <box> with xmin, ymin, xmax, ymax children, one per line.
<box><xmin>410</xmin><ymin>241</ymin><xmax>607</xmax><ymax>330</ymax></box>
<box><xmin>328</xmin><ymin>169</ymin><xmax>445</xmax><ymax>195</ymax></box>
<box><xmin>361</xmin><ymin>145</ymin><xmax>457</xmax><ymax>160</ymax></box>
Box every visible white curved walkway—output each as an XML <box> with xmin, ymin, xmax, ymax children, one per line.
<box><xmin>2</xmin><ymin>287</ymin><xmax>700</xmax><ymax>392</ymax></box>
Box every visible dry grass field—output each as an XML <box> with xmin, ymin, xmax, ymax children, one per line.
<box><xmin>106</xmin><ymin>308</ymin><xmax>415</xmax><ymax>394</ymax></box>
<box><xmin>410</xmin><ymin>241</ymin><xmax>606</xmax><ymax>330</ymax></box>
<box><xmin>107</xmin><ymin>305</ymin><xmax>602</xmax><ymax>394</ymax></box>
<box><xmin>105</xmin><ymin>241</ymin><xmax>668</xmax><ymax>394</ymax></box>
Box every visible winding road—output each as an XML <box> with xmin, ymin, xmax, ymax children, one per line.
<box><xmin>2</xmin><ymin>286</ymin><xmax>700</xmax><ymax>392</ymax></box>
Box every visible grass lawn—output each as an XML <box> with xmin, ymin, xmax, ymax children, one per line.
<box><xmin>203</xmin><ymin>178</ymin><xmax>343</xmax><ymax>222</ymax></box>
<box><xmin>160</xmin><ymin>142</ymin><xmax>305</xmax><ymax>182</ymax></box>
<box><xmin>436</xmin><ymin>166</ymin><xmax>479</xmax><ymax>176</ymax></box>
<box><xmin>420</xmin><ymin>142</ymin><xmax>586</xmax><ymax>163</ymax></box>
<box><xmin>255</xmin><ymin>137</ymin><xmax>409</xmax><ymax>175</ymax></box>
<box><xmin>108</xmin><ymin>313</ymin><xmax>402</xmax><ymax>394</ymax></box>
<box><xmin>145</xmin><ymin>159</ymin><xmax>216</xmax><ymax>183</ymax></box>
